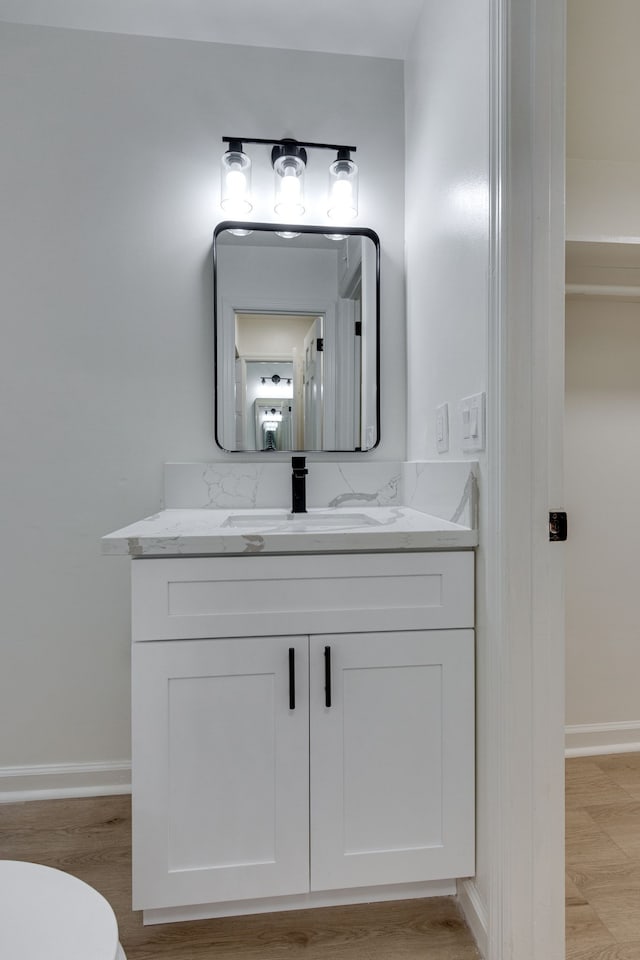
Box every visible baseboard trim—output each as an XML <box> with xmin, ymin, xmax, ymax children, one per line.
<box><xmin>142</xmin><ymin>879</ymin><xmax>457</xmax><ymax>925</ymax></box>
<box><xmin>565</xmin><ymin>722</ymin><xmax>640</xmax><ymax>758</ymax></box>
<box><xmin>0</xmin><ymin>760</ymin><xmax>131</xmax><ymax>803</ymax></box>
<box><xmin>457</xmin><ymin>878</ymin><xmax>488</xmax><ymax>959</ymax></box>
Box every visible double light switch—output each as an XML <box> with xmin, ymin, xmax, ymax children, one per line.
<box><xmin>460</xmin><ymin>392</ymin><xmax>486</xmax><ymax>452</ymax></box>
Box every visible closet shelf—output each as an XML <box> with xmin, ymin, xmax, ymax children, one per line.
<box><xmin>565</xmin><ymin>240</ymin><xmax>640</xmax><ymax>288</ymax></box>
<box><xmin>566</xmin><ymin>240</ymin><xmax>640</xmax><ymax>298</ymax></box>
<box><xmin>565</xmin><ymin>283</ymin><xmax>640</xmax><ymax>301</ymax></box>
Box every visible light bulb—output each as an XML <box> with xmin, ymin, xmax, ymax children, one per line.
<box><xmin>226</xmin><ymin>168</ymin><xmax>246</xmax><ymax>197</ymax></box>
<box><xmin>273</xmin><ymin>148</ymin><xmax>306</xmax><ymax>218</ymax></box>
<box><xmin>275</xmin><ymin>173</ymin><xmax>304</xmax><ymax>217</ymax></box>
<box><xmin>281</xmin><ymin>172</ymin><xmax>301</xmax><ymax>204</ymax></box>
<box><xmin>331</xmin><ymin>178</ymin><xmax>352</xmax><ymax>207</ymax></box>
<box><xmin>328</xmin><ymin>152</ymin><xmax>358</xmax><ymax>221</ymax></box>
<box><xmin>220</xmin><ymin>144</ymin><xmax>252</xmax><ymax>215</ymax></box>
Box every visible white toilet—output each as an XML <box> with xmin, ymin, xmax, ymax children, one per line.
<box><xmin>0</xmin><ymin>860</ymin><xmax>126</xmax><ymax>960</ymax></box>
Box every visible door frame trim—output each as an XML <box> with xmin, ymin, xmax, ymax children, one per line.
<box><xmin>460</xmin><ymin>1</ymin><xmax>567</xmax><ymax>958</ymax></box>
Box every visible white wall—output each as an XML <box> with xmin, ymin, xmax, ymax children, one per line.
<box><xmin>219</xmin><ymin>245</ymin><xmax>339</xmax><ymax>313</ymax></box>
<box><xmin>405</xmin><ymin>6</ymin><xmax>489</xmax><ymax>461</ymax></box>
<box><xmin>0</xmin><ymin>22</ymin><xmax>404</xmax><ymax>769</ymax></box>
<box><xmin>565</xmin><ymin>300</ymin><xmax>640</xmax><ymax>726</ymax></box>
<box><xmin>567</xmin><ymin>0</ymin><xmax>640</xmax><ymax>242</ymax></box>
<box><xmin>404</xmin><ymin>0</ymin><xmax>491</xmax><ymax>926</ymax></box>
<box><xmin>236</xmin><ymin>314</ymin><xmax>314</xmax><ymax>359</ymax></box>
<box><xmin>567</xmin><ymin>160</ymin><xmax>640</xmax><ymax>243</ymax></box>
<box><xmin>565</xmin><ymin>0</ymin><xmax>640</xmax><ymax>739</ymax></box>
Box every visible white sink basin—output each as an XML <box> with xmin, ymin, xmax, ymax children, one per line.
<box><xmin>223</xmin><ymin>511</ymin><xmax>381</xmax><ymax>530</ymax></box>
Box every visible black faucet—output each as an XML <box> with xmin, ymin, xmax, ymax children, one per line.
<box><xmin>291</xmin><ymin>456</ymin><xmax>308</xmax><ymax>514</ymax></box>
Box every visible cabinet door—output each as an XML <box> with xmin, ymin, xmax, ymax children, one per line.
<box><xmin>309</xmin><ymin>630</ymin><xmax>474</xmax><ymax>891</ymax></box>
<box><xmin>132</xmin><ymin>636</ymin><xmax>309</xmax><ymax>910</ymax></box>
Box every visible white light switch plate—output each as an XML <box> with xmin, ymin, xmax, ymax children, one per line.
<box><xmin>436</xmin><ymin>403</ymin><xmax>449</xmax><ymax>453</ymax></box>
<box><xmin>460</xmin><ymin>392</ymin><xmax>486</xmax><ymax>452</ymax></box>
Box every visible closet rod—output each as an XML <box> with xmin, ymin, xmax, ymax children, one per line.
<box><xmin>565</xmin><ymin>283</ymin><xmax>640</xmax><ymax>298</ymax></box>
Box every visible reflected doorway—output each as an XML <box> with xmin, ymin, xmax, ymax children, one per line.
<box><xmin>234</xmin><ymin>312</ymin><xmax>323</xmax><ymax>450</ymax></box>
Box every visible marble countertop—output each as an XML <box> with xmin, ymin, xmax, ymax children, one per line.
<box><xmin>102</xmin><ymin>506</ymin><xmax>478</xmax><ymax>557</ymax></box>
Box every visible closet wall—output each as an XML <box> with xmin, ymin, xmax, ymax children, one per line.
<box><xmin>565</xmin><ymin>0</ymin><xmax>640</xmax><ymax>752</ymax></box>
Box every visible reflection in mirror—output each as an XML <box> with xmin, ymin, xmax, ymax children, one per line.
<box><xmin>254</xmin><ymin>398</ymin><xmax>290</xmax><ymax>450</ymax></box>
<box><xmin>214</xmin><ymin>223</ymin><xmax>379</xmax><ymax>453</ymax></box>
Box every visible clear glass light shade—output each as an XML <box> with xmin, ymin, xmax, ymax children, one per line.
<box><xmin>273</xmin><ymin>154</ymin><xmax>305</xmax><ymax>218</ymax></box>
<box><xmin>220</xmin><ymin>149</ymin><xmax>252</xmax><ymax>215</ymax></box>
<box><xmin>328</xmin><ymin>157</ymin><xmax>358</xmax><ymax>221</ymax></box>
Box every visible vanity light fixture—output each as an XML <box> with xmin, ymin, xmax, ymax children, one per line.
<box><xmin>260</xmin><ymin>375</ymin><xmax>292</xmax><ymax>386</ymax></box>
<box><xmin>220</xmin><ymin>136</ymin><xmax>358</xmax><ymax>222</ymax></box>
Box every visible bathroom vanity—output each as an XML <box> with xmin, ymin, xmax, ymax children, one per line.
<box><xmin>104</xmin><ymin>502</ymin><xmax>476</xmax><ymax>924</ymax></box>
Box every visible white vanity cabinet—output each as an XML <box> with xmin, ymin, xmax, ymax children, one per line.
<box><xmin>130</xmin><ymin>551</ymin><xmax>475</xmax><ymax>920</ymax></box>
<box><xmin>132</xmin><ymin>634</ymin><xmax>310</xmax><ymax>910</ymax></box>
<box><xmin>309</xmin><ymin>630</ymin><xmax>474</xmax><ymax>893</ymax></box>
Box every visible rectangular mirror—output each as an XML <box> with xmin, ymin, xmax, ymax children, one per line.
<box><xmin>213</xmin><ymin>222</ymin><xmax>380</xmax><ymax>452</ymax></box>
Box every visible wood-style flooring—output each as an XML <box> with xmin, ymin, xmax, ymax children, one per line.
<box><xmin>566</xmin><ymin>752</ymin><xmax>640</xmax><ymax>959</ymax></box>
<box><xmin>12</xmin><ymin>755</ymin><xmax>638</xmax><ymax>960</ymax></box>
<box><xmin>1</xmin><ymin>794</ymin><xmax>479</xmax><ymax>960</ymax></box>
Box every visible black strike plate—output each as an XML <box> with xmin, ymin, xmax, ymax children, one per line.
<box><xmin>549</xmin><ymin>511</ymin><xmax>567</xmax><ymax>542</ymax></box>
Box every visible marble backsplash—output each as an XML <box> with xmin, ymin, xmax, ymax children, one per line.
<box><xmin>164</xmin><ymin>462</ymin><xmax>401</xmax><ymax>511</ymax></box>
<box><xmin>164</xmin><ymin>460</ymin><xmax>478</xmax><ymax>529</ymax></box>
<box><xmin>402</xmin><ymin>461</ymin><xmax>479</xmax><ymax>530</ymax></box>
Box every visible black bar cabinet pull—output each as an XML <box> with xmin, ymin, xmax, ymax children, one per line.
<box><xmin>324</xmin><ymin>646</ymin><xmax>332</xmax><ymax>708</ymax></box>
<box><xmin>288</xmin><ymin>647</ymin><xmax>295</xmax><ymax>710</ymax></box>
